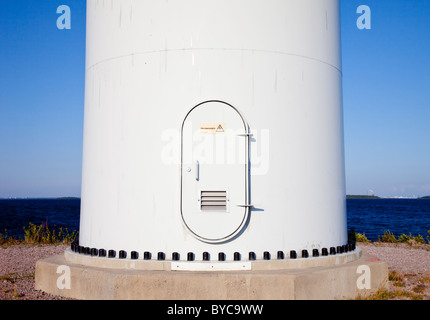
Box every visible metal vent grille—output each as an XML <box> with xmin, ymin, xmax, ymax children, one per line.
<box><xmin>200</xmin><ymin>191</ymin><xmax>227</xmax><ymax>211</ymax></box>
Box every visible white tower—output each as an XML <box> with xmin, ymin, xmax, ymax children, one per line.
<box><xmin>78</xmin><ymin>0</ymin><xmax>349</xmax><ymax>263</ymax></box>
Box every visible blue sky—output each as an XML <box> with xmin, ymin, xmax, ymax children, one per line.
<box><xmin>342</xmin><ymin>0</ymin><xmax>430</xmax><ymax>197</ymax></box>
<box><xmin>0</xmin><ymin>0</ymin><xmax>429</xmax><ymax>198</ymax></box>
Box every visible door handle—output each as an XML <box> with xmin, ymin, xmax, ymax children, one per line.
<box><xmin>196</xmin><ymin>160</ymin><xmax>199</xmax><ymax>181</ymax></box>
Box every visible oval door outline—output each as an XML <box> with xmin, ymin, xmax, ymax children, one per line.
<box><xmin>180</xmin><ymin>100</ymin><xmax>251</xmax><ymax>244</ymax></box>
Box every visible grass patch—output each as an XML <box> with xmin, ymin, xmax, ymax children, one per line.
<box><xmin>0</xmin><ymin>273</ymin><xmax>17</xmax><ymax>284</ymax></box>
<box><xmin>389</xmin><ymin>271</ymin><xmax>405</xmax><ymax>287</ymax></box>
<box><xmin>378</xmin><ymin>230</ymin><xmax>430</xmax><ymax>245</ymax></box>
<box><xmin>378</xmin><ymin>230</ymin><xmax>398</xmax><ymax>243</ymax></box>
<box><xmin>348</xmin><ymin>228</ymin><xmax>370</xmax><ymax>243</ymax></box>
<box><xmin>0</xmin><ymin>223</ymin><xmax>78</xmax><ymax>246</ymax></box>
<box><xmin>418</xmin><ymin>274</ymin><xmax>430</xmax><ymax>284</ymax></box>
<box><xmin>355</xmin><ymin>233</ymin><xmax>371</xmax><ymax>243</ymax></box>
<box><xmin>358</xmin><ymin>288</ymin><xmax>423</xmax><ymax>300</ymax></box>
<box><xmin>0</xmin><ymin>272</ymin><xmax>34</xmax><ymax>284</ymax></box>
<box><xmin>412</xmin><ymin>284</ymin><xmax>426</xmax><ymax>294</ymax></box>
<box><xmin>349</xmin><ymin>229</ymin><xmax>430</xmax><ymax>245</ymax></box>
<box><xmin>398</xmin><ymin>233</ymin><xmax>428</xmax><ymax>244</ymax></box>
<box><xmin>0</xmin><ymin>230</ymin><xmax>21</xmax><ymax>246</ymax></box>
<box><xmin>389</xmin><ymin>271</ymin><xmax>404</xmax><ymax>282</ymax></box>
<box><xmin>23</xmin><ymin>223</ymin><xmax>78</xmax><ymax>245</ymax></box>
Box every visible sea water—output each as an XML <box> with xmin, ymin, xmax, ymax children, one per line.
<box><xmin>0</xmin><ymin>198</ymin><xmax>429</xmax><ymax>242</ymax></box>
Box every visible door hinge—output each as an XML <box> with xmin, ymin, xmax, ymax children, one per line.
<box><xmin>237</xmin><ymin>204</ymin><xmax>254</xmax><ymax>208</ymax></box>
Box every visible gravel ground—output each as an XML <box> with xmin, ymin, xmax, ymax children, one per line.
<box><xmin>0</xmin><ymin>244</ymin><xmax>71</xmax><ymax>300</ymax></box>
<box><xmin>359</xmin><ymin>242</ymin><xmax>430</xmax><ymax>300</ymax></box>
<box><xmin>1</xmin><ymin>242</ymin><xmax>429</xmax><ymax>300</ymax></box>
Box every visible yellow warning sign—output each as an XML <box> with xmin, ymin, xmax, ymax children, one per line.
<box><xmin>200</xmin><ymin>123</ymin><xmax>226</xmax><ymax>134</ymax></box>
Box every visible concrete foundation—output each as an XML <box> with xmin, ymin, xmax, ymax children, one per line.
<box><xmin>35</xmin><ymin>247</ymin><xmax>388</xmax><ymax>300</ymax></box>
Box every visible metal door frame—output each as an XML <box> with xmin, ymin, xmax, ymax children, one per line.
<box><xmin>180</xmin><ymin>100</ymin><xmax>251</xmax><ymax>244</ymax></box>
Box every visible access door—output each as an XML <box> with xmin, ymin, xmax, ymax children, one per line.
<box><xmin>181</xmin><ymin>101</ymin><xmax>250</xmax><ymax>243</ymax></box>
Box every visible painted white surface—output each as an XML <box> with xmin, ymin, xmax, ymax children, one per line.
<box><xmin>80</xmin><ymin>0</ymin><xmax>347</xmax><ymax>261</ymax></box>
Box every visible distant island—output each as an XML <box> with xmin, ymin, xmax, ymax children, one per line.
<box><xmin>347</xmin><ymin>195</ymin><xmax>430</xmax><ymax>199</ymax></box>
<box><xmin>56</xmin><ymin>197</ymin><xmax>80</xmax><ymax>200</ymax></box>
<box><xmin>346</xmin><ymin>195</ymin><xmax>381</xmax><ymax>199</ymax></box>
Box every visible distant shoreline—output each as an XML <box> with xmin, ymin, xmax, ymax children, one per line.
<box><xmin>1</xmin><ymin>196</ymin><xmax>429</xmax><ymax>200</ymax></box>
<box><xmin>55</xmin><ymin>197</ymin><xmax>80</xmax><ymax>200</ymax></box>
<box><xmin>0</xmin><ymin>197</ymin><xmax>80</xmax><ymax>200</ymax></box>
<box><xmin>347</xmin><ymin>195</ymin><xmax>430</xmax><ymax>199</ymax></box>
<box><xmin>347</xmin><ymin>195</ymin><xmax>381</xmax><ymax>199</ymax></box>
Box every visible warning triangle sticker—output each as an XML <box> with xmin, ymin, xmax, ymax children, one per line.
<box><xmin>216</xmin><ymin>124</ymin><xmax>225</xmax><ymax>132</ymax></box>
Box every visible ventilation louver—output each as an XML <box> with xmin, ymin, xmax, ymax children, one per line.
<box><xmin>200</xmin><ymin>191</ymin><xmax>227</xmax><ymax>211</ymax></box>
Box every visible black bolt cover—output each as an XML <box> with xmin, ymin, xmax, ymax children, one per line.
<box><xmin>131</xmin><ymin>251</ymin><xmax>138</xmax><ymax>260</ymax></box>
<box><xmin>203</xmin><ymin>252</ymin><xmax>210</xmax><ymax>261</ymax></box>
<box><xmin>290</xmin><ymin>250</ymin><xmax>297</xmax><ymax>259</ymax></box>
<box><xmin>302</xmin><ymin>250</ymin><xmax>309</xmax><ymax>258</ymax></box>
<box><xmin>187</xmin><ymin>252</ymin><xmax>195</xmax><ymax>261</ymax></box>
<box><xmin>234</xmin><ymin>252</ymin><xmax>241</xmax><ymax>261</ymax></box>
